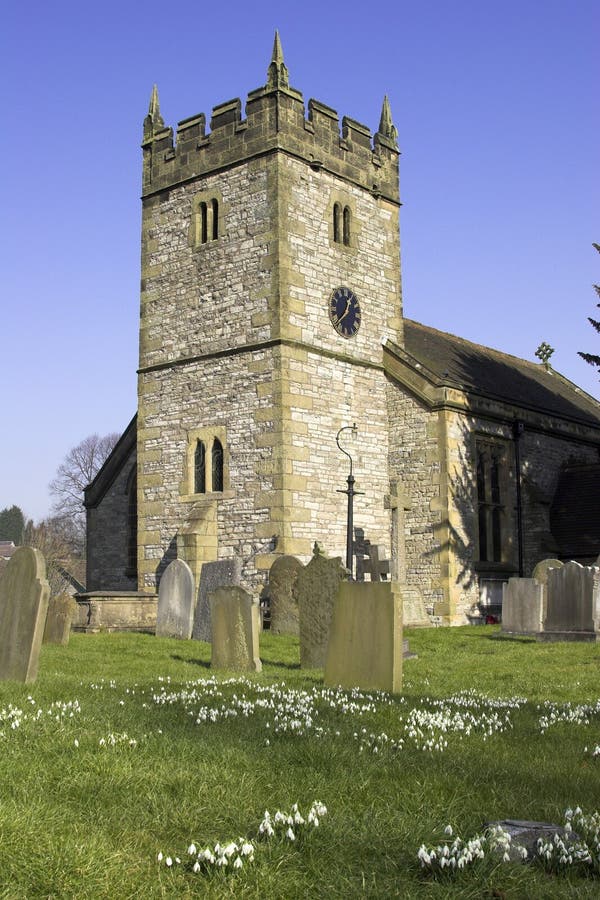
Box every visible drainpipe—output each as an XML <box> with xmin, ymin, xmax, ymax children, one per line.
<box><xmin>513</xmin><ymin>420</ymin><xmax>524</xmax><ymax>577</ymax></box>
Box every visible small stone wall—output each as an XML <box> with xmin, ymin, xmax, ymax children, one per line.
<box><xmin>74</xmin><ymin>592</ymin><xmax>157</xmax><ymax>634</ymax></box>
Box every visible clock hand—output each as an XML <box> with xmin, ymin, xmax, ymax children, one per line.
<box><xmin>338</xmin><ymin>299</ymin><xmax>351</xmax><ymax>321</ymax></box>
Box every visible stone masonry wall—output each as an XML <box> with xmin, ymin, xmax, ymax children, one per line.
<box><xmin>386</xmin><ymin>384</ymin><xmax>443</xmax><ymax>612</ymax></box>
<box><xmin>519</xmin><ymin>428</ymin><xmax>598</xmax><ymax>572</ymax></box>
<box><xmin>86</xmin><ymin>447</ymin><xmax>137</xmax><ymax>592</ymax></box>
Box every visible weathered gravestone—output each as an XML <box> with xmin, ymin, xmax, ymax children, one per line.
<box><xmin>43</xmin><ymin>593</ymin><xmax>76</xmax><ymax>645</ymax></box>
<box><xmin>324</xmin><ymin>582</ymin><xmax>403</xmax><ymax>693</ymax></box>
<box><xmin>210</xmin><ymin>586</ymin><xmax>262</xmax><ymax>672</ymax></box>
<box><xmin>268</xmin><ymin>555</ymin><xmax>303</xmax><ymax>635</ymax></box>
<box><xmin>401</xmin><ymin>587</ymin><xmax>431</xmax><ymax>628</ymax></box>
<box><xmin>156</xmin><ymin>559</ymin><xmax>195</xmax><ymax>639</ymax></box>
<box><xmin>531</xmin><ymin>558</ymin><xmax>564</xmax><ymax>585</ymax></box>
<box><xmin>192</xmin><ymin>558</ymin><xmax>242</xmax><ymax>642</ymax></box>
<box><xmin>0</xmin><ymin>546</ymin><xmax>50</xmax><ymax>683</ymax></box>
<box><xmin>296</xmin><ymin>543</ymin><xmax>346</xmax><ymax>668</ymax></box>
<box><xmin>540</xmin><ymin>560</ymin><xmax>600</xmax><ymax>642</ymax></box>
<box><xmin>501</xmin><ymin>579</ymin><xmax>545</xmax><ymax>635</ymax></box>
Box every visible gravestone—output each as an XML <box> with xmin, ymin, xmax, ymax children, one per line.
<box><xmin>156</xmin><ymin>559</ymin><xmax>195</xmax><ymax>639</ymax></box>
<box><xmin>210</xmin><ymin>586</ymin><xmax>261</xmax><ymax>672</ymax></box>
<box><xmin>192</xmin><ymin>558</ymin><xmax>242</xmax><ymax>642</ymax></box>
<box><xmin>43</xmin><ymin>593</ymin><xmax>76</xmax><ymax>645</ymax></box>
<box><xmin>268</xmin><ymin>555</ymin><xmax>303</xmax><ymax>635</ymax></box>
<box><xmin>540</xmin><ymin>560</ymin><xmax>600</xmax><ymax>642</ymax></box>
<box><xmin>0</xmin><ymin>546</ymin><xmax>50</xmax><ymax>683</ymax></box>
<box><xmin>401</xmin><ymin>587</ymin><xmax>431</xmax><ymax>628</ymax></box>
<box><xmin>532</xmin><ymin>558</ymin><xmax>564</xmax><ymax>585</ymax></box>
<box><xmin>501</xmin><ymin>578</ymin><xmax>545</xmax><ymax>635</ymax></box>
<box><xmin>324</xmin><ymin>582</ymin><xmax>403</xmax><ymax>693</ymax></box>
<box><xmin>296</xmin><ymin>544</ymin><xmax>346</xmax><ymax>668</ymax></box>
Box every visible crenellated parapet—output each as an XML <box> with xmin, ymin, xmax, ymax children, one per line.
<box><xmin>142</xmin><ymin>33</ymin><xmax>400</xmax><ymax>204</ymax></box>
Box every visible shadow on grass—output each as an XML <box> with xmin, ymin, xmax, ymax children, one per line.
<box><xmin>262</xmin><ymin>659</ymin><xmax>301</xmax><ymax>670</ymax></box>
<box><xmin>171</xmin><ymin>654</ymin><xmax>210</xmax><ymax>669</ymax></box>
<box><xmin>456</xmin><ymin>627</ymin><xmax>536</xmax><ymax>645</ymax></box>
<box><xmin>488</xmin><ymin>633</ymin><xmax>538</xmax><ymax>644</ymax></box>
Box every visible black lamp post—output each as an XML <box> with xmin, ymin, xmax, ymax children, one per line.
<box><xmin>336</xmin><ymin>423</ymin><xmax>362</xmax><ymax>578</ymax></box>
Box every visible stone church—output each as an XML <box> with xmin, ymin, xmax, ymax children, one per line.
<box><xmin>84</xmin><ymin>35</ymin><xmax>600</xmax><ymax>625</ymax></box>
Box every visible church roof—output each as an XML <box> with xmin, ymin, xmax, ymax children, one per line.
<box><xmin>401</xmin><ymin>319</ymin><xmax>600</xmax><ymax>428</ymax></box>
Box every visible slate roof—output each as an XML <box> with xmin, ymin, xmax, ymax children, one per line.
<box><xmin>402</xmin><ymin>319</ymin><xmax>600</xmax><ymax>427</ymax></box>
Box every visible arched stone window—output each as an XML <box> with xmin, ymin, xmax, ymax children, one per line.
<box><xmin>333</xmin><ymin>203</ymin><xmax>341</xmax><ymax>244</ymax></box>
<box><xmin>211</xmin><ymin>198</ymin><xmax>219</xmax><ymax>240</ymax></box>
<box><xmin>343</xmin><ymin>206</ymin><xmax>351</xmax><ymax>246</ymax></box>
<box><xmin>199</xmin><ymin>202</ymin><xmax>208</xmax><ymax>244</ymax></box>
<box><xmin>476</xmin><ymin>440</ymin><xmax>507</xmax><ymax>563</ymax></box>
<box><xmin>194</xmin><ymin>440</ymin><xmax>206</xmax><ymax>494</ymax></box>
<box><xmin>212</xmin><ymin>438</ymin><xmax>224</xmax><ymax>492</ymax></box>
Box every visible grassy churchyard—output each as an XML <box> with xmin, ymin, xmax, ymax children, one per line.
<box><xmin>1</xmin><ymin>627</ymin><xmax>599</xmax><ymax>898</ymax></box>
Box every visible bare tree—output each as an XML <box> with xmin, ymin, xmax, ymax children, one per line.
<box><xmin>49</xmin><ymin>432</ymin><xmax>119</xmax><ymax>546</ymax></box>
<box><xmin>22</xmin><ymin>517</ymin><xmax>85</xmax><ymax>597</ymax></box>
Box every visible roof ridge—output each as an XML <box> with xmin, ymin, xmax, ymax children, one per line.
<box><xmin>404</xmin><ymin>318</ymin><xmax>599</xmax><ymax>405</ymax></box>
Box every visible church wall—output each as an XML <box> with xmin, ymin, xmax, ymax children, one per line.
<box><xmin>138</xmin><ymin>152</ymin><xmax>277</xmax><ymax>592</ymax></box>
<box><xmin>274</xmin><ymin>155</ymin><xmax>401</xmax><ymax>561</ymax></box>
<box><xmin>518</xmin><ymin>428</ymin><xmax>599</xmax><ymax>572</ymax></box>
<box><xmin>137</xmin><ymin>349</ymin><xmax>276</xmax><ymax>592</ymax></box>
<box><xmin>386</xmin><ymin>383</ymin><xmax>444</xmax><ymax>613</ymax></box>
<box><xmin>139</xmin><ymin>160</ymin><xmax>272</xmax><ymax>372</ymax></box>
<box><xmin>443</xmin><ymin>410</ymin><xmax>600</xmax><ymax>621</ymax></box>
<box><xmin>86</xmin><ymin>448</ymin><xmax>137</xmax><ymax>592</ymax></box>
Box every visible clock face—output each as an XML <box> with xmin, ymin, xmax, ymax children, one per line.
<box><xmin>329</xmin><ymin>286</ymin><xmax>361</xmax><ymax>338</ymax></box>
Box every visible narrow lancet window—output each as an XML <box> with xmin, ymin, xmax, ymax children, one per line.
<box><xmin>211</xmin><ymin>199</ymin><xmax>219</xmax><ymax>240</ymax></box>
<box><xmin>333</xmin><ymin>203</ymin><xmax>341</xmax><ymax>244</ymax></box>
<box><xmin>212</xmin><ymin>438</ymin><xmax>224</xmax><ymax>492</ymax></box>
<box><xmin>343</xmin><ymin>206</ymin><xmax>351</xmax><ymax>246</ymax></box>
<box><xmin>199</xmin><ymin>202</ymin><xmax>208</xmax><ymax>244</ymax></box>
<box><xmin>194</xmin><ymin>440</ymin><xmax>206</xmax><ymax>493</ymax></box>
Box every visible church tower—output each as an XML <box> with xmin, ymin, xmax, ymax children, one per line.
<box><xmin>137</xmin><ymin>34</ymin><xmax>403</xmax><ymax>591</ymax></box>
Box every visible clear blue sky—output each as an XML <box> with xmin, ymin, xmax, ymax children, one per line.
<box><xmin>1</xmin><ymin>0</ymin><xmax>598</xmax><ymax>523</ymax></box>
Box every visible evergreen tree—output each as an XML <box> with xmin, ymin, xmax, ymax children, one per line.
<box><xmin>578</xmin><ymin>243</ymin><xmax>600</xmax><ymax>373</ymax></box>
<box><xmin>0</xmin><ymin>505</ymin><xmax>26</xmax><ymax>543</ymax></box>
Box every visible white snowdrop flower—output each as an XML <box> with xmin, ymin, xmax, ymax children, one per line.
<box><xmin>286</xmin><ymin>827</ymin><xmax>296</xmax><ymax>841</ymax></box>
<box><xmin>165</xmin><ymin>856</ymin><xmax>173</xmax><ymax>867</ymax></box>
<box><xmin>444</xmin><ymin>825</ymin><xmax>453</xmax><ymax>836</ymax></box>
<box><xmin>74</xmin><ymin>739</ymin><xmax>79</xmax><ymax>748</ymax></box>
<box><xmin>187</xmin><ymin>843</ymin><xmax>197</xmax><ymax>856</ymax></box>
<box><xmin>223</xmin><ymin>842</ymin><xmax>237</xmax><ymax>858</ymax></box>
<box><xmin>157</xmin><ymin>852</ymin><xmax>163</xmax><ymax>862</ymax></box>
<box><xmin>233</xmin><ymin>856</ymin><xmax>243</xmax><ymax>869</ymax></box>
<box><xmin>240</xmin><ymin>842</ymin><xmax>254</xmax><ymax>856</ymax></box>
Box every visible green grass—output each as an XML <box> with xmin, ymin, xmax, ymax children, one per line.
<box><xmin>0</xmin><ymin>626</ymin><xmax>599</xmax><ymax>898</ymax></box>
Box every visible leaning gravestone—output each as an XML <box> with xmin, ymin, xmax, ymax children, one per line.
<box><xmin>324</xmin><ymin>582</ymin><xmax>403</xmax><ymax>693</ymax></box>
<box><xmin>296</xmin><ymin>544</ymin><xmax>346</xmax><ymax>668</ymax></box>
<box><xmin>156</xmin><ymin>559</ymin><xmax>195</xmax><ymax>639</ymax></box>
<box><xmin>269</xmin><ymin>555</ymin><xmax>303</xmax><ymax>635</ymax></box>
<box><xmin>501</xmin><ymin>579</ymin><xmax>545</xmax><ymax>635</ymax></box>
<box><xmin>210</xmin><ymin>586</ymin><xmax>262</xmax><ymax>672</ymax></box>
<box><xmin>43</xmin><ymin>593</ymin><xmax>76</xmax><ymax>645</ymax></box>
<box><xmin>0</xmin><ymin>546</ymin><xmax>50</xmax><ymax>683</ymax></box>
<box><xmin>192</xmin><ymin>558</ymin><xmax>242</xmax><ymax>642</ymax></box>
<box><xmin>540</xmin><ymin>560</ymin><xmax>600</xmax><ymax>642</ymax></box>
